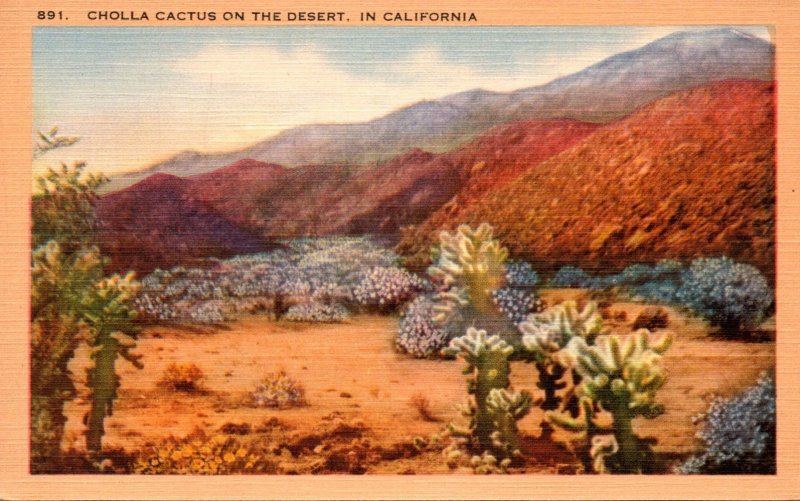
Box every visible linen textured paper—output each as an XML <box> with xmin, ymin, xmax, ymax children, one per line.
<box><xmin>1</xmin><ymin>1</ymin><xmax>798</xmax><ymax>499</ymax></box>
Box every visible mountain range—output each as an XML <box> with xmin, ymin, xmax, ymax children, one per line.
<box><xmin>101</xmin><ymin>28</ymin><xmax>774</xmax><ymax>193</ymax></box>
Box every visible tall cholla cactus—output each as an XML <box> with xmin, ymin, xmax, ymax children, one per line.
<box><xmin>519</xmin><ymin>301</ymin><xmax>607</xmax><ymax>416</ymax></box>
<box><xmin>428</xmin><ymin>223</ymin><xmax>524</xmax><ymax>348</ymax></box>
<box><xmin>30</xmin><ymin>242</ymin><xmax>104</xmax><ymax>469</ymax></box>
<box><xmin>444</xmin><ymin>328</ymin><xmax>531</xmax><ymax>459</ymax></box>
<box><xmin>429</xmin><ymin>223</ymin><xmax>508</xmax><ymax>320</ymax></box>
<box><xmin>82</xmin><ymin>272</ymin><xmax>142</xmax><ymax>462</ymax></box>
<box><xmin>551</xmin><ymin>329</ymin><xmax>673</xmax><ymax>473</ymax></box>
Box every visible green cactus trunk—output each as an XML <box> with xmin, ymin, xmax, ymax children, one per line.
<box><xmin>473</xmin><ymin>350</ymin><xmax>510</xmax><ymax>449</ymax></box>
<box><xmin>610</xmin><ymin>404</ymin><xmax>641</xmax><ymax>473</ymax></box>
<box><xmin>86</xmin><ymin>335</ymin><xmax>118</xmax><ymax>461</ymax></box>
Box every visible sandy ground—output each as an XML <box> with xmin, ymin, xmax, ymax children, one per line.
<box><xmin>61</xmin><ymin>290</ymin><xmax>774</xmax><ymax>474</ymax></box>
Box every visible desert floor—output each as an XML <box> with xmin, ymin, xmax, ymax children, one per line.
<box><xmin>62</xmin><ymin>289</ymin><xmax>774</xmax><ymax>474</ymax></box>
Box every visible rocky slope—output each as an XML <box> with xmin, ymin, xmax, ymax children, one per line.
<box><xmin>397</xmin><ymin>80</ymin><xmax>775</xmax><ymax>278</ymax></box>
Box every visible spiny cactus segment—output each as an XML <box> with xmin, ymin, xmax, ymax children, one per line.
<box><xmin>520</xmin><ymin>301</ymin><xmax>607</xmax><ymax>358</ymax></box>
<box><xmin>553</xmin><ymin>329</ymin><xmax>672</xmax><ymax>472</ymax></box>
<box><xmin>444</xmin><ymin>328</ymin><xmax>528</xmax><ymax>458</ymax></box>
<box><xmin>519</xmin><ymin>301</ymin><xmax>608</xmax><ymax>421</ymax></box>
<box><xmin>429</xmin><ymin>223</ymin><xmax>509</xmax><ymax>318</ymax></box>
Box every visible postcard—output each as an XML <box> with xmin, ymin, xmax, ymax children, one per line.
<box><xmin>1</xmin><ymin>0</ymin><xmax>798</xmax><ymax>499</ymax></box>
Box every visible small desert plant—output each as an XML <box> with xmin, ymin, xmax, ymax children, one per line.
<box><xmin>158</xmin><ymin>363</ymin><xmax>206</xmax><ymax>393</ymax></box>
<box><xmin>251</xmin><ymin>371</ymin><xmax>306</xmax><ymax>408</ymax></box>
<box><xmin>282</xmin><ymin>301</ymin><xmax>350</xmax><ymax>323</ymax></box>
<box><xmin>409</xmin><ymin>392</ymin><xmax>438</xmax><ymax>422</ymax></box>
<box><xmin>395</xmin><ymin>294</ymin><xmax>452</xmax><ymax>358</ymax></box>
<box><xmin>677</xmin><ymin>374</ymin><xmax>775</xmax><ymax>474</ymax></box>
<box><xmin>134</xmin><ymin>431</ymin><xmax>275</xmax><ymax>474</ymax></box>
<box><xmin>504</xmin><ymin>260</ymin><xmax>539</xmax><ymax>289</ymax></box>
<box><xmin>677</xmin><ymin>257</ymin><xmax>773</xmax><ymax>334</ymax></box>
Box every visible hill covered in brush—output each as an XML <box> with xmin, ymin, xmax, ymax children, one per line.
<box><xmin>96</xmin><ymin>119</ymin><xmax>597</xmax><ymax>272</ymax></box>
<box><xmin>397</xmin><ymin>79</ymin><xmax>775</xmax><ymax>277</ymax></box>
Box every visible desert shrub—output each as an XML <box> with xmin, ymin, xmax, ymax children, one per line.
<box><xmin>158</xmin><ymin>363</ymin><xmax>205</xmax><ymax>393</ymax></box>
<box><xmin>630</xmin><ymin>280</ymin><xmax>681</xmax><ymax>304</ymax></box>
<box><xmin>491</xmin><ymin>287</ymin><xmax>544</xmax><ymax>325</ymax></box>
<box><xmin>677</xmin><ymin>374</ymin><xmax>775</xmax><ymax>474</ymax></box>
<box><xmin>677</xmin><ymin>257</ymin><xmax>773</xmax><ymax>333</ymax></box>
<box><xmin>133</xmin><ymin>236</ymin><xmax>402</xmax><ymax>324</ymax></box>
<box><xmin>549</xmin><ymin>266</ymin><xmax>598</xmax><ymax>288</ymax></box>
<box><xmin>352</xmin><ymin>266</ymin><xmax>425</xmax><ymax>310</ymax></box>
<box><xmin>133</xmin><ymin>293</ymin><xmax>178</xmax><ymax>322</ymax></box>
<box><xmin>282</xmin><ymin>301</ymin><xmax>350</xmax><ymax>323</ymax></box>
<box><xmin>251</xmin><ymin>371</ymin><xmax>306</xmax><ymax>408</ymax></box>
<box><xmin>187</xmin><ymin>301</ymin><xmax>227</xmax><ymax>324</ymax></box>
<box><xmin>395</xmin><ymin>295</ymin><xmax>452</xmax><ymax>358</ymax></box>
<box><xmin>550</xmin><ymin>261</ymin><xmax>685</xmax><ymax>294</ymax></box>
<box><xmin>134</xmin><ymin>431</ymin><xmax>275</xmax><ymax>474</ymax></box>
<box><xmin>505</xmin><ymin>260</ymin><xmax>539</xmax><ymax>289</ymax></box>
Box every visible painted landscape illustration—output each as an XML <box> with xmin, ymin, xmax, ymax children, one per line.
<box><xmin>31</xmin><ymin>26</ymin><xmax>776</xmax><ymax>475</ymax></box>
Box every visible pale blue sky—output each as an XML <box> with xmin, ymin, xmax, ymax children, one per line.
<box><xmin>33</xmin><ymin>26</ymin><xmax>772</xmax><ymax>177</ymax></box>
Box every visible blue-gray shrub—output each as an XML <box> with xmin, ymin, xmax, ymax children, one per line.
<box><xmin>677</xmin><ymin>374</ymin><xmax>775</xmax><ymax>474</ymax></box>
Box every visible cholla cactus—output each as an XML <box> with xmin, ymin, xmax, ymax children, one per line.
<box><xmin>428</xmin><ymin>224</ymin><xmax>524</xmax><ymax>348</ymax></box>
<box><xmin>82</xmin><ymin>272</ymin><xmax>142</xmax><ymax>462</ymax></box>
<box><xmin>429</xmin><ymin>223</ymin><xmax>508</xmax><ymax>319</ymax></box>
<box><xmin>519</xmin><ymin>301</ymin><xmax>607</xmax><ymax>415</ymax></box>
<box><xmin>444</xmin><ymin>328</ymin><xmax>528</xmax><ymax>457</ymax></box>
<box><xmin>520</xmin><ymin>301</ymin><xmax>607</xmax><ymax>359</ymax></box>
<box><xmin>486</xmin><ymin>388</ymin><xmax>532</xmax><ymax>458</ymax></box>
<box><xmin>553</xmin><ymin>329</ymin><xmax>672</xmax><ymax>473</ymax></box>
<box><xmin>30</xmin><ymin>242</ymin><xmax>104</xmax><ymax>469</ymax></box>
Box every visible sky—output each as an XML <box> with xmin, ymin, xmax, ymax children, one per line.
<box><xmin>32</xmin><ymin>26</ymin><xmax>772</xmax><ymax>178</ymax></box>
